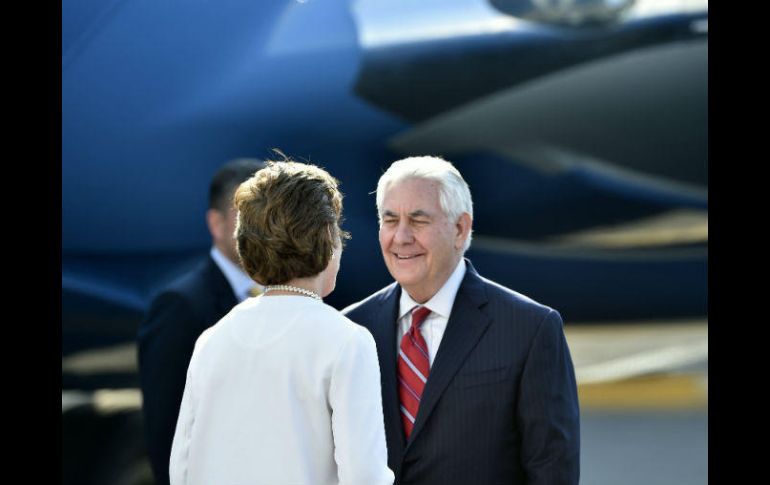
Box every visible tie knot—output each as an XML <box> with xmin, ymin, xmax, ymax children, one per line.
<box><xmin>411</xmin><ymin>306</ymin><xmax>431</xmax><ymax>329</ymax></box>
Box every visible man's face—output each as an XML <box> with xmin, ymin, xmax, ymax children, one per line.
<box><xmin>378</xmin><ymin>177</ymin><xmax>467</xmax><ymax>303</ymax></box>
<box><xmin>222</xmin><ymin>205</ymin><xmax>240</xmax><ymax>264</ymax></box>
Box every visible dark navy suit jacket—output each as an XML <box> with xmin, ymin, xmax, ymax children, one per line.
<box><xmin>343</xmin><ymin>260</ymin><xmax>580</xmax><ymax>485</ymax></box>
<box><xmin>137</xmin><ymin>255</ymin><xmax>238</xmax><ymax>485</ymax></box>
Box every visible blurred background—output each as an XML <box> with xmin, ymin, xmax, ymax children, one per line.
<box><xmin>62</xmin><ymin>0</ymin><xmax>707</xmax><ymax>483</ymax></box>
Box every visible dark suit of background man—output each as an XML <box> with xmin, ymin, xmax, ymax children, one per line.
<box><xmin>137</xmin><ymin>158</ymin><xmax>265</xmax><ymax>485</ymax></box>
<box><xmin>343</xmin><ymin>156</ymin><xmax>580</xmax><ymax>485</ymax></box>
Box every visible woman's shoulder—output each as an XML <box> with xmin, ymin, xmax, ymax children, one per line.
<box><xmin>310</xmin><ymin>302</ymin><xmax>374</xmax><ymax>341</ymax></box>
<box><xmin>315</xmin><ymin>301</ymin><xmax>359</xmax><ymax>328</ymax></box>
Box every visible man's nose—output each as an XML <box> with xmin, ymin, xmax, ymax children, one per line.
<box><xmin>394</xmin><ymin>221</ymin><xmax>414</xmax><ymax>244</ymax></box>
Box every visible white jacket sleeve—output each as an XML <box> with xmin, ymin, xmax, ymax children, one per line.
<box><xmin>329</xmin><ymin>327</ymin><xmax>395</xmax><ymax>485</ymax></box>
<box><xmin>168</xmin><ymin>365</ymin><xmax>196</xmax><ymax>485</ymax></box>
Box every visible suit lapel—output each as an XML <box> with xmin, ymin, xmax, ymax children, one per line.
<box><xmin>406</xmin><ymin>261</ymin><xmax>490</xmax><ymax>449</ymax></box>
<box><xmin>372</xmin><ymin>284</ymin><xmax>407</xmax><ymax>454</ymax></box>
<box><xmin>206</xmin><ymin>256</ymin><xmax>238</xmax><ymax>317</ymax></box>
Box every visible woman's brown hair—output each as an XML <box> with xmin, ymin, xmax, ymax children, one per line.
<box><xmin>234</xmin><ymin>156</ymin><xmax>349</xmax><ymax>285</ymax></box>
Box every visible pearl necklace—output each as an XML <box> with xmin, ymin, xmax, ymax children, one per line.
<box><xmin>264</xmin><ymin>284</ymin><xmax>321</xmax><ymax>300</ymax></box>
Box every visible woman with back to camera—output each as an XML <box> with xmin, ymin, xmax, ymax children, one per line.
<box><xmin>169</xmin><ymin>157</ymin><xmax>394</xmax><ymax>485</ymax></box>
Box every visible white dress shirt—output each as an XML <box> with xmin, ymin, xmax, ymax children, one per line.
<box><xmin>209</xmin><ymin>246</ymin><xmax>262</xmax><ymax>301</ymax></box>
<box><xmin>397</xmin><ymin>259</ymin><xmax>467</xmax><ymax>366</ymax></box>
<box><xmin>169</xmin><ymin>295</ymin><xmax>394</xmax><ymax>485</ymax></box>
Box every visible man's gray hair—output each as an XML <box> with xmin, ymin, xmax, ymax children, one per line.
<box><xmin>376</xmin><ymin>156</ymin><xmax>474</xmax><ymax>252</ymax></box>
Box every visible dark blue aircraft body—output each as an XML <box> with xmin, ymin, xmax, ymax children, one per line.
<box><xmin>63</xmin><ymin>0</ymin><xmax>707</xmax><ymax>358</ymax></box>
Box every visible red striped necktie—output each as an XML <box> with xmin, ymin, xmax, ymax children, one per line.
<box><xmin>398</xmin><ymin>306</ymin><xmax>432</xmax><ymax>439</ymax></box>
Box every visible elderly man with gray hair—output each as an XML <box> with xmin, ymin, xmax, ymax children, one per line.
<box><xmin>344</xmin><ymin>155</ymin><xmax>580</xmax><ymax>485</ymax></box>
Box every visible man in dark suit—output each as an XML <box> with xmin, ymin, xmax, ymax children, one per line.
<box><xmin>137</xmin><ymin>158</ymin><xmax>264</xmax><ymax>485</ymax></box>
<box><xmin>343</xmin><ymin>156</ymin><xmax>580</xmax><ymax>485</ymax></box>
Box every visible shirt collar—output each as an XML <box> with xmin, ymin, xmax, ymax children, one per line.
<box><xmin>210</xmin><ymin>247</ymin><xmax>258</xmax><ymax>302</ymax></box>
<box><xmin>398</xmin><ymin>258</ymin><xmax>467</xmax><ymax>320</ymax></box>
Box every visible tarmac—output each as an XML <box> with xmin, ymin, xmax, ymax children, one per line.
<box><xmin>63</xmin><ymin>319</ymin><xmax>708</xmax><ymax>484</ymax></box>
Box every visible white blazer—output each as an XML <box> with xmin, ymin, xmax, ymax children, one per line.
<box><xmin>169</xmin><ymin>295</ymin><xmax>394</xmax><ymax>485</ymax></box>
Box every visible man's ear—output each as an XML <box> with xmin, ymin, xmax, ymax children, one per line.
<box><xmin>455</xmin><ymin>213</ymin><xmax>472</xmax><ymax>250</ymax></box>
<box><xmin>206</xmin><ymin>208</ymin><xmax>224</xmax><ymax>241</ymax></box>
